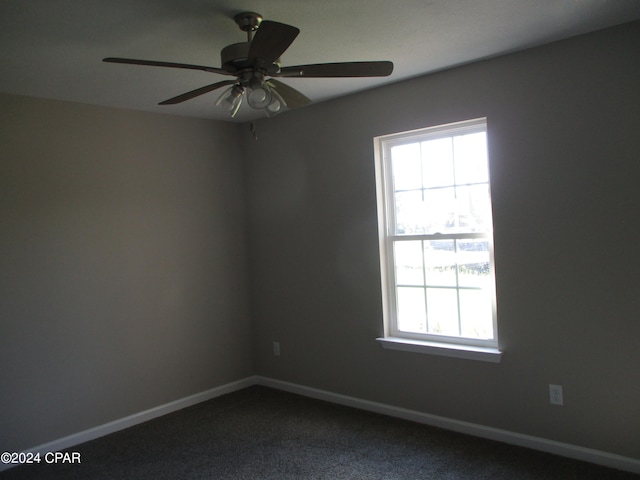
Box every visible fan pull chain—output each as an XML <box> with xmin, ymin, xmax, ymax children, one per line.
<box><xmin>250</xmin><ymin>120</ymin><xmax>258</xmax><ymax>141</ymax></box>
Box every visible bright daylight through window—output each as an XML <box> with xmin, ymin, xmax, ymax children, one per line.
<box><xmin>374</xmin><ymin>118</ymin><xmax>499</xmax><ymax>360</ymax></box>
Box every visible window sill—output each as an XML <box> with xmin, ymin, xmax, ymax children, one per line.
<box><xmin>376</xmin><ymin>337</ymin><xmax>503</xmax><ymax>363</ymax></box>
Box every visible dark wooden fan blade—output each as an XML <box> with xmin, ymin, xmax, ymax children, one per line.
<box><xmin>103</xmin><ymin>57</ymin><xmax>232</xmax><ymax>75</ymax></box>
<box><xmin>277</xmin><ymin>61</ymin><xmax>393</xmax><ymax>78</ymax></box>
<box><xmin>248</xmin><ymin>21</ymin><xmax>299</xmax><ymax>67</ymax></box>
<box><xmin>266</xmin><ymin>79</ymin><xmax>311</xmax><ymax>109</ymax></box>
<box><xmin>159</xmin><ymin>80</ymin><xmax>236</xmax><ymax>105</ymax></box>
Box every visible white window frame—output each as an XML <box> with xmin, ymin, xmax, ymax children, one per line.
<box><xmin>374</xmin><ymin>118</ymin><xmax>502</xmax><ymax>362</ymax></box>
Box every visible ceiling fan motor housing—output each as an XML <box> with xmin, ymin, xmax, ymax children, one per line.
<box><xmin>221</xmin><ymin>42</ymin><xmax>251</xmax><ymax>72</ymax></box>
<box><xmin>221</xmin><ymin>42</ymin><xmax>281</xmax><ymax>75</ymax></box>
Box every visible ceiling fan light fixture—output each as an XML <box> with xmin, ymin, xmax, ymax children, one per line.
<box><xmin>215</xmin><ymin>84</ymin><xmax>244</xmax><ymax>117</ymax></box>
<box><xmin>265</xmin><ymin>99</ymin><xmax>281</xmax><ymax>117</ymax></box>
<box><xmin>247</xmin><ymin>80</ymin><xmax>272</xmax><ymax>109</ymax></box>
<box><xmin>265</xmin><ymin>87</ymin><xmax>286</xmax><ymax>117</ymax></box>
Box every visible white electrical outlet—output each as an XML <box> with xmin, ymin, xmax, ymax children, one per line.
<box><xmin>549</xmin><ymin>384</ymin><xmax>563</xmax><ymax>406</ymax></box>
<box><xmin>273</xmin><ymin>341</ymin><xmax>280</xmax><ymax>357</ymax></box>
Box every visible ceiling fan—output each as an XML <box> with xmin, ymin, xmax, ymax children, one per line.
<box><xmin>103</xmin><ymin>12</ymin><xmax>393</xmax><ymax>118</ymax></box>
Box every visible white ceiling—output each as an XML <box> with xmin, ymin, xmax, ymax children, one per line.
<box><xmin>1</xmin><ymin>0</ymin><xmax>638</xmax><ymax>122</ymax></box>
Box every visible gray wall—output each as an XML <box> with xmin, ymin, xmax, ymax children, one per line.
<box><xmin>244</xmin><ymin>22</ymin><xmax>640</xmax><ymax>459</ymax></box>
<box><xmin>0</xmin><ymin>95</ymin><xmax>252</xmax><ymax>451</ymax></box>
<box><xmin>1</xmin><ymin>21</ymin><xmax>638</xmax><ymax>462</ymax></box>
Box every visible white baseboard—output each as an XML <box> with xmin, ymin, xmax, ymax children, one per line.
<box><xmin>0</xmin><ymin>376</ymin><xmax>257</xmax><ymax>472</ymax></box>
<box><xmin>256</xmin><ymin>376</ymin><xmax>640</xmax><ymax>475</ymax></box>
<box><xmin>5</xmin><ymin>375</ymin><xmax>638</xmax><ymax>475</ymax></box>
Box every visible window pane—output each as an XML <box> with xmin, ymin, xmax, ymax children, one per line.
<box><xmin>422</xmin><ymin>138</ymin><xmax>454</xmax><ymax>187</ymax></box>
<box><xmin>426</xmin><ymin>288</ymin><xmax>459</xmax><ymax>336</ymax></box>
<box><xmin>391</xmin><ymin>143</ymin><xmax>422</xmax><ymax>191</ymax></box>
<box><xmin>455</xmin><ymin>185</ymin><xmax>492</xmax><ymax>232</ymax></box>
<box><xmin>424</xmin><ymin>240</ymin><xmax>456</xmax><ymax>286</ymax></box>
<box><xmin>394</xmin><ymin>241</ymin><xmax>424</xmax><ymax>286</ymax></box>
<box><xmin>459</xmin><ymin>289</ymin><xmax>493</xmax><ymax>339</ymax></box>
<box><xmin>457</xmin><ymin>239</ymin><xmax>490</xmax><ymax>288</ymax></box>
<box><xmin>394</xmin><ymin>190</ymin><xmax>425</xmax><ymax>234</ymax></box>
<box><xmin>423</xmin><ymin>187</ymin><xmax>456</xmax><ymax>234</ymax></box>
<box><xmin>397</xmin><ymin>287</ymin><xmax>426</xmax><ymax>333</ymax></box>
<box><xmin>453</xmin><ymin>132</ymin><xmax>488</xmax><ymax>185</ymax></box>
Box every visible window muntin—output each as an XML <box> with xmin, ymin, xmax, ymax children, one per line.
<box><xmin>375</xmin><ymin>118</ymin><xmax>497</xmax><ymax>349</ymax></box>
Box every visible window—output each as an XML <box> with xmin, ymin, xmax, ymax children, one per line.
<box><xmin>374</xmin><ymin>118</ymin><xmax>500</xmax><ymax>361</ymax></box>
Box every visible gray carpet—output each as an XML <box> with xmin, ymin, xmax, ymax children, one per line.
<box><xmin>1</xmin><ymin>386</ymin><xmax>638</xmax><ymax>479</ymax></box>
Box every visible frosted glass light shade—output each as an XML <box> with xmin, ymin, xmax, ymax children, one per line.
<box><xmin>247</xmin><ymin>83</ymin><xmax>272</xmax><ymax>109</ymax></box>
